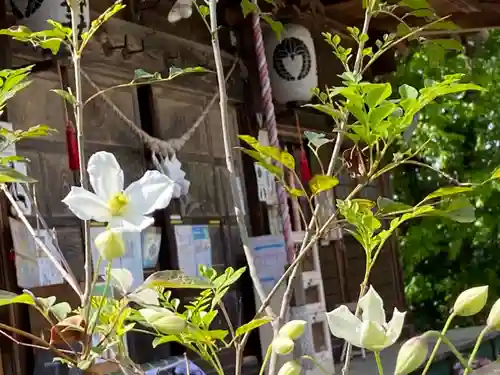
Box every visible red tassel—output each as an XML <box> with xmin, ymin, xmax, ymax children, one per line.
<box><xmin>65</xmin><ymin>122</ymin><xmax>79</xmax><ymax>171</ymax></box>
<box><xmin>8</xmin><ymin>250</ymin><xmax>15</xmax><ymax>262</ymax></box>
<box><xmin>300</xmin><ymin>149</ymin><xmax>311</xmax><ymax>183</ymax></box>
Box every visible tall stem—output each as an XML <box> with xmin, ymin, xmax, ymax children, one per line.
<box><xmin>421</xmin><ymin>313</ymin><xmax>456</xmax><ymax>375</ymax></box>
<box><xmin>374</xmin><ymin>352</ymin><xmax>383</xmax><ymax>375</ymax></box>
<box><xmin>69</xmin><ymin>0</ymin><xmax>92</xmax><ymax>307</ymax></box>
<box><xmin>463</xmin><ymin>327</ymin><xmax>489</xmax><ymax>375</ymax></box>
<box><xmin>208</xmin><ymin>3</ymin><xmax>274</xmax><ymax>373</ymax></box>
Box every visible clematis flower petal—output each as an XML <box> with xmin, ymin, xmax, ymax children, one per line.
<box><xmin>62</xmin><ymin>187</ymin><xmax>111</xmax><ymax>222</ymax></box>
<box><xmin>326</xmin><ymin>305</ymin><xmax>362</xmax><ymax>347</ymax></box>
<box><xmin>359</xmin><ymin>286</ymin><xmax>386</xmax><ymax>326</ymax></box>
<box><xmin>87</xmin><ymin>151</ymin><xmax>124</xmax><ymax>201</ymax></box>
<box><xmin>384</xmin><ymin>308</ymin><xmax>406</xmax><ymax>348</ymax></box>
<box><xmin>360</xmin><ymin>320</ymin><xmax>387</xmax><ymax>351</ymax></box>
<box><xmin>125</xmin><ymin>171</ymin><xmax>175</xmax><ymax>215</ymax></box>
<box><xmin>109</xmin><ymin>213</ymin><xmax>154</xmax><ymax>232</ymax></box>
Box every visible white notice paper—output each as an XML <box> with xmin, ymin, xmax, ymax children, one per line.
<box><xmin>250</xmin><ymin>235</ymin><xmax>287</xmax><ymax>291</ymax></box>
<box><xmin>9</xmin><ymin>217</ymin><xmax>39</xmax><ymax>288</ymax></box>
<box><xmin>175</xmin><ymin>225</ymin><xmax>212</xmax><ymax>277</ymax></box>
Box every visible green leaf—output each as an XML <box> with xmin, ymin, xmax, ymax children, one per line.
<box><xmin>0</xmin><ymin>290</ymin><xmax>34</xmax><ymax>306</ymax></box>
<box><xmin>235</xmin><ymin>317</ymin><xmax>273</xmax><ymax>338</ymax></box>
<box><xmin>422</xmin><ymin>186</ymin><xmax>473</xmax><ymax>202</ymax></box>
<box><xmin>369</xmin><ymin>102</ymin><xmax>397</xmax><ymax>126</ymax></box>
<box><xmin>261</xmin><ymin>15</ymin><xmax>284</xmax><ymax>40</ymax></box>
<box><xmin>51</xmin><ymin>89</ymin><xmax>75</xmax><ymax>105</ymax></box>
<box><xmin>399</xmin><ymin>0</ymin><xmax>430</xmax><ymax>10</ymax></box>
<box><xmin>377</xmin><ymin>197</ymin><xmax>413</xmax><ymax>214</ymax></box>
<box><xmin>238</xmin><ymin>148</ymin><xmax>283</xmax><ymax>177</ymax></box>
<box><xmin>303</xmin><ymin>131</ymin><xmax>330</xmax><ymax>148</ymax></box>
<box><xmin>110</xmin><ymin>268</ymin><xmax>134</xmax><ymax>294</ymax></box>
<box><xmin>286</xmin><ymin>186</ymin><xmax>307</xmax><ymax>197</ymax></box>
<box><xmin>491</xmin><ymin>167</ymin><xmax>500</xmax><ymax>180</ymax></box>
<box><xmin>308</xmin><ymin>175</ymin><xmax>339</xmax><ymax>195</ymax></box>
<box><xmin>142</xmin><ymin>270</ymin><xmax>213</xmax><ymax>289</ymax></box>
<box><xmin>38</xmin><ymin>38</ymin><xmax>61</xmax><ymax>55</ymax></box>
<box><xmin>0</xmin><ymin>155</ymin><xmax>25</xmax><ymax>166</ymax></box>
<box><xmin>431</xmin><ymin>39</ymin><xmax>464</xmax><ymax>52</ymax></box>
<box><xmin>152</xmin><ymin>335</ymin><xmax>182</xmax><ymax>348</ymax></box>
<box><xmin>364</xmin><ymin>83</ymin><xmax>392</xmax><ymax>108</ymax></box>
<box><xmin>399</xmin><ymin>84</ymin><xmax>419</xmax><ymax>99</ymax></box>
<box><xmin>0</xmin><ymin>166</ymin><xmax>36</xmax><ymax>183</ymax></box>
<box><xmin>304</xmin><ymin>104</ymin><xmax>342</xmax><ymax>122</ymax></box>
<box><xmin>198</xmin><ymin>5</ymin><xmax>209</xmax><ymax>18</ymax></box>
<box><xmin>436</xmin><ymin>197</ymin><xmax>475</xmax><ymax>223</ymax></box>
<box><xmin>240</xmin><ymin>0</ymin><xmax>258</xmax><ymax>17</ymax></box>
<box><xmin>281</xmin><ymin>151</ymin><xmax>295</xmax><ymax>170</ymax></box>
<box><xmin>50</xmin><ymin>302</ymin><xmax>71</xmax><ymax>321</ymax></box>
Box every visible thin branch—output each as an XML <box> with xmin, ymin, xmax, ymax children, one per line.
<box><xmin>69</xmin><ymin>1</ymin><xmax>92</xmax><ymax>310</ymax></box>
<box><xmin>208</xmin><ymin>0</ymin><xmax>272</xmax><ymax>317</ymax></box>
<box><xmin>21</xmin><ymin>185</ymin><xmax>79</xmax><ymax>291</ymax></box>
<box><xmin>0</xmin><ymin>322</ymin><xmax>75</xmax><ymax>364</ymax></box>
<box><xmin>403</xmin><ymin>160</ymin><xmax>468</xmax><ymax>186</ymax></box>
<box><xmin>2</xmin><ymin>185</ymin><xmax>82</xmax><ymax>296</ymax></box>
<box><xmin>80</xmin><ymin>59</ymin><xmax>238</xmax><ymax>157</ymax></box>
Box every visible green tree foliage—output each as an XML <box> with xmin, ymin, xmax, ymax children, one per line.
<box><xmin>391</xmin><ymin>31</ymin><xmax>500</xmax><ymax>330</ymax></box>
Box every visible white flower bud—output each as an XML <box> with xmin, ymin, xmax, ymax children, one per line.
<box><xmin>453</xmin><ymin>286</ymin><xmax>489</xmax><ymax>317</ymax></box>
<box><xmin>140</xmin><ymin>308</ymin><xmax>186</xmax><ymax>334</ymax></box>
<box><xmin>278</xmin><ymin>320</ymin><xmax>307</xmax><ymax>340</ymax></box>
<box><xmin>272</xmin><ymin>337</ymin><xmax>294</xmax><ymax>355</ymax></box>
<box><xmin>94</xmin><ymin>229</ymin><xmax>125</xmax><ymax>261</ymax></box>
<box><xmin>395</xmin><ymin>336</ymin><xmax>428</xmax><ymax>375</ymax></box>
<box><xmin>487</xmin><ymin>298</ymin><xmax>500</xmax><ymax>330</ymax></box>
<box><xmin>277</xmin><ymin>361</ymin><xmax>301</xmax><ymax>375</ymax></box>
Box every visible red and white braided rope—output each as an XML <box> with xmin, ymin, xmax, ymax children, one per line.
<box><xmin>251</xmin><ymin>12</ymin><xmax>294</xmax><ymax>263</ymax></box>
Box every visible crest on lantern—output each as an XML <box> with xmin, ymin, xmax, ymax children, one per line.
<box><xmin>9</xmin><ymin>0</ymin><xmax>90</xmax><ymax>34</ymax></box>
<box><xmin>264</xmin><ymin>24</ymin><xmax>318</xmax><ymax>104</ymax></box>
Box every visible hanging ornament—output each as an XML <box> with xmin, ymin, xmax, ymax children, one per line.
<box><xmin>65</xmin><ymin>121</ymin><xmax>79</xmax><ymax>171</ymax></box>
<box><xmin>160</xmin><ymin>154</ymin><xmax>190</xmax><ymax>198</ymax></box>
<box><xmin>295</xmin><ymin>113</ymin><xmax>311</xmax><ymax>184</ymax></box>
<box><xmin>264</xmin><ymin>24</ymin><xmax>318</xmax><ymax>104</ymax></box>
<box><xmin>168</xmin><ymin>0</ymin><xmax>193</xmax><ymax>23</ymax></box>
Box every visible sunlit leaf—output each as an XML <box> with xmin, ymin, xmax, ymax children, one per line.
<box><xmin>261</xmin><ymin>15</ymin><xmax>283</xmax><ymax>40</ymax></box>
<box><xmin>142</xmin><ymin>270</ymin><xmax>213</xmax><ymax>289</ymax></box>
<box><xmin>240</xmin><ymin>0</ymin><xmax>258</xmax><ymax>18</ymax></box>
<box><xmin>363</xmin><ymin>83</ymin><xmax>392</xmax><ymax>108</ymax></box>
<box><xmin>399</xmin><ymin>84</ymin><xmax>419</xmax><ymax>100</ymax></box>
<box><xmin>422</xmin><ymin>186</ymin><xmax>473</xmax><ymax>202</ymax></box>
<box><xmin>0</xmin><ymin>290</ymin><xmax>34</xmax><ymax>306</ymax></box>
<box><xmin>235</xmin><ymin>317</ymin><xmax>273</xmax><ymax>338</ymax></box>
<box><xmin>309</xmin><ymin>175</ymin><xmax>339</xmax><ymax>195</ymax></box>
<box><xmin>0</xmin><ymin>166</ymin><xmax>36</xmax><ymax>183</ymax></box>
<box><xmin>237</xmin><ymin>148</ymin><xmax>283</xmax><ymax>177</ymax></box>
<box><xmin>304</xmin><ymin>104</ymin><xmax>343</xmax><ymax>122</ymax></box>
<box><xmin>285</xmin><ymin>186</ymin><xmax>306</xmax><ymax>197</ymax></box>
<box><xmin>281</xmin><ymin>151</ymin><xmax>295</xmax><ymax>170</ymax></box>
<box><xmin>152</xmin><ymin>335</ymin><xmax>182</xmax><ymax>348</ymax></box>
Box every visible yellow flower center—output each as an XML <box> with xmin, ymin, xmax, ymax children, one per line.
<box><xmin>107</xmin><ymin>193</ymin><xmax>129</xmax><ymax>216</ymax></box>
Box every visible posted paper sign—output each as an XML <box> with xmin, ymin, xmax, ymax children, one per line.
<box><xmin>174</xmin><ymin>225</ymin><xmax>212</xmax><ymax>277</ymax></box>
<box><xmin>250</xmin><ymin>235</ymin><xmax>287</xmax><ymax>290</ymax></box>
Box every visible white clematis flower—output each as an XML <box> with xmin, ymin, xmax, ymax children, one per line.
<box><xmin>161</xmin><ymin>154</ymin><xmax>190</xmax><ymax>198</ymax></box>
<box><xmin>326</xmin><ymin>286</ymin><xmax>406</xmax><ymax>351</ymax></box>
<box><xmin>62</xmin><ymin>151</ymin><xmax>175</xmax><ymax>232</ymax></box>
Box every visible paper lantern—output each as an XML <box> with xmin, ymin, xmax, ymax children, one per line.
<box><xmin>9</xmin><ymin>0</ymin><xmax>89</xmax><ymax>34</ymax></box>
<box><xmin>264</xmin><ymin>24</ymin><xmax>318</xmax><ymax>104</ymax></box>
